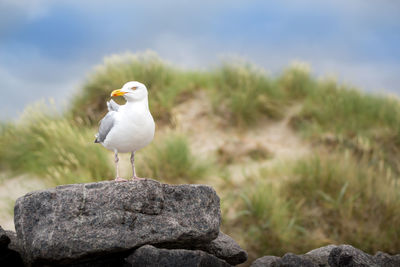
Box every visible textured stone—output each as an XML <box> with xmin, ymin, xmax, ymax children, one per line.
<box><xmin>252</xmin><ymin>245</ymin><xmax>400</xmax><ymax>267</ymax></box>
<box><xmin>279</xmin><ymin>253</ymin><xmax>317</xmax><ymax>267</ymax></box>
<box><xmin>5</xmin><ymin>230</ymin><xmax>23</xmax><ymax>255</ymax></box>
<box><xmin>196</xmin><ymin>231</ymin><xmax>247</xmax><ymax>265</ymax></box>
<box><xmin>305</xmin><ymin>244</ymin><xmax>337</xmax><ymax>266</ymax></box>
<box><xmin>250</xmin><ymin>255</ymin><xmax>280</xmax><ymax>267</ymax></box>
<box><xmin>0</xmin><ymin>225</ymin><xmax>10</xmax><ymax>250</ymax></box>
<box><xmin>14</xmin><ymin>179</ymin><xmax>220</xmax><ymax>265</ymax></box>
<box><xmin>251</xmin><ymin>253</ymin><xmax>317</xmax><ymax>267</ymax></box>
<box><xmin>374</xmin><ymin>251</ymin><xmax>400</xmax><ymax>267</ymax></box>
<box><xmin>125</xmin><ymin>245</ymin><xmax>231</xmax><ymax>267</ymax></box>
<box><xmin>0</xmin><ymin>228</ymin><xmax>24</xmax><ymax>267</ymax></box>
<box><xmin>328</xmin><ymin>245</ymin><xmax>378</xmax><ymax>267</ymax></box>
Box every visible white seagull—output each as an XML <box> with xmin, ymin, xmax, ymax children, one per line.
<box><xmin>94</xmin><ymin>81</ymin><xmax>155</xmax><ymax>181</ymax></box>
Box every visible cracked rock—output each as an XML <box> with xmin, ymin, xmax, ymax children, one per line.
<box><xmin>14</xmin><ymin>179</ymin><xmax>220</xmax><ymax>265</ymax></box>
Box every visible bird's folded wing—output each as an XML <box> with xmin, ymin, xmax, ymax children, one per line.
<box><xmin>107</xmin><ymin>99</ymin><xmax>120</xmax><ymax>112</ymax></box>
<box><xmin>95</xmin><ymin>111</ymin><xmax>116</xmax><ymax>143</ymax></box>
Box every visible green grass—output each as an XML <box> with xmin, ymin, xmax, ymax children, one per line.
<box><xmin>293</xmin><ymin>79</ymin><xmax>400</xmax><ymax>135</ymax></box>
<box><xmin>236</xmin><ymin>178</ymin><xmax>307</xmax><ymax>257</ymax></box>
<box><xmin>286</xmin><ymin>154</ymin><xmax>400</xmax><ymax>254</ymax></box>
<box><xmin>70</xmin><ymin>51</ymin><xmax>211</xmax><ymax>125</ymax></box>
<box><xmin>291</xmin><ymin>78</ymin><xmax>400</xmax><ymax>174</ymax></box>
<box><xmin>0</xmin><ymin>105</ymin><xmax>113</xmax><ymax>185</ymax></box>
<box><xmin>277</xmin><ymin>62</ymin><xmax>316</xmax><ymax>99</ymax></box>
<box><xmin>227</xmin><ymin>154</ymin><xmax>400</xmax><ymax>259</ymax></box>
<box><xmin>70</xmin><ymin>52</ymin><xmax>308</xmax><ymax>129</ymax></box>
<box><xmin>137</xmin><ymin>132</ymin><xmax>211</xmax><ymax>184</ymax></box>
<box><xmin>209</xmin><ymin>62</ymin><xmax>285</xmax><ymax>127</ymax></box>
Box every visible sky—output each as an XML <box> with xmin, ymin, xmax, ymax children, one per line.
<box><xmin>1</xmin><ymin>0</ymin><xmax>399</xmax><ymax>120</ymax></box>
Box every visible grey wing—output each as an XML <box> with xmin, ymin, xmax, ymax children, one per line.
<box><xmin>94</xmin><ymin>111</ymin><xmax>116</xmax><ymax>143</ymax></box>
<box><xmin>107</xmin><ymin>99</ymin><xmax>120</xmax><ymax>112</ymax></box>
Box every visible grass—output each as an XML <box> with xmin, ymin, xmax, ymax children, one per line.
<box><xmin>210</xmin><ymin>62</ymin><xmax>285</xmax><ymax>127</ymax></box>
<box><xmin>70</xmin><ymin>52</ymin><xmax>312</xmax><ymax>129</ymax></box>
<box><xmin>293</xmin><ymin>79</ymin><xmax>400</xmax><ymax>135</ymax></box>
<box><xmin>286</xmin><ymin>154</ymin><xmax>400</xmax><ymax>254</ymax></box>
<box><xmin>0</xmin><ymin>105</ymin><xmax>113</xmax><ymax>185</ymax></box>
<box><xmin>236</xmin><ymin>179</ymin><xmax>307</xmax><ymax>257</ymax></box>
<box><xmin>226</xmin><ymin>153</ymin><xmax>400</xmax><ymax>260</ymax></box>
<box><xmin>70</xmin><ymin>51</ymin><xmax>210</xmax><ymax>125</ymax></box>
<box><xmin>291</xmin><ymin>78</ymin><xmax>400</xmax><ymax>174</ymax></box>
<box><xmin>277</xmin><ymin>62</ymin><xmax>316</xmax><ymax>99</ymax></box>
<box><xmin>137</xmin><ymin>132</ymin><xmax>211</xmax><ymax>184</ymax></box>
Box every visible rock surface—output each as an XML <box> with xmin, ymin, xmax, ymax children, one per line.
<box><xmin>125</xmin><ymin>244</ymin><xmax>231</xmax><ymax>267</ymax></box>
<box><xmin>195</xmin><ymin>231</ymin><xmax>248</xmax><ymax>265</ymax></box>
<box><xmin>0</xmin><ymin>227</ymin><xmax>24</xmax><ymax>267</ymax></box>
<box><xmin>250</xmin><ymin>255</ymin><xmax>280</xmax><ymax>266</ymax></box>
<box><xmin>0</xmin><ymin>225</ymin><xmax>10</xmax><ymax>250</ymax></box>
<box><xmin>251</xmin><ymin>253</ymin><xmax>316</xmax><ymax>267</ymax></box>
<box><xmin>374</xmin><ymin>251</ymin><xmax>400</xmax><ymax>267</ymax></box>
<box><xmin>14</xmin><ymin>179</ymin><xmax>221</xmax><ymax>265</ymax></box>
<box><xmin>251</xmin><ymin>244</ymin><xmax>400</xmax><ymax>267</ymax></box>
<box><xmin>304</xmin><ymin>244</ymin><xmax>336</xmax><ymax>266</ymax></box>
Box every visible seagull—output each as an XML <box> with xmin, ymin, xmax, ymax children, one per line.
<box><xmin>94</xmin><ymin>81</ymin><xmax>155</xmax><ymax>181</ymax></box>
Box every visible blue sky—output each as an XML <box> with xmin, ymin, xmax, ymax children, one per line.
<box><xmin>1</xmin><ymin>0</ymin><xmax>399</xmax><ymax>119</ymax></box>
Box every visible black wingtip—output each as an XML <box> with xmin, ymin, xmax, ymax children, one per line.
<box><xmin>94</xmin><ymin>138</ymin><xmax>99</xmax><ymax>143</ymax></box>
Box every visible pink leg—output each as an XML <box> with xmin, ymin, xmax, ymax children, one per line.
<box><xmin>114</xmin><ymin>151</ymin><xmax>127</xmax><ymax>182</ymax></box>
<box><xmin>131</xmin><ymin>152</ymin><xmax>144</xmax><ymax>181</ymax></box>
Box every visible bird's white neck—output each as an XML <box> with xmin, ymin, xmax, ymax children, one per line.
<box><xmin>125</xmin><ymin>97</ymin><xmax>150</xmax><ymax>111</ymax></box>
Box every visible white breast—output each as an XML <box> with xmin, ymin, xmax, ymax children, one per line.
<box><xmin>103</xmin><ymin>102</ymin><xmax>155</xmax><ymax>153</ymax></box>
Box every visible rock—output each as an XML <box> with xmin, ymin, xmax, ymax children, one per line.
<box><xmin>251</xmin><ymin>245</ymin><xmax>400</xmax><ymax>267</ymax></box>
<box><xmin>0</xmin><ymin>225</ymin><xmax>10</xmax><ymax>250</ymax></box>
<box><xmin>279</xmin><ymin>253</ymin><xmax>317</xmax><ymax>267</ymax></box>
<box><xmin>5</xmin><ymin>230</ymin><xmax>23</xmax><ymax>255</ymax></box>
<box><xmin>251</xmin><ymin>253</ymin><xmax>317</xmax><ymax>267</ymax></box>
<box><xmin>14</xmin><ymin>179</ymin><xmax>221</xmax><ymax>265</ymax></box>
<box><xmin>0</xmin><ymin>227</ymin><xmax>24</xmax><ymax>267</ymax></box>
<box><xmin>328</xmin><ymin>245</ymin><xmax>378</xmax><ymax>267</ymax></box>
<box><xmin>250</xmin><ymin>255</ymin><xmax>280</xmax><ymax>267</ymax></box>
<box><xmin>196</xmin><ymin>231</ymin><xmax>247</xmax><ymax>265</ymax></box>
<box><xmin>125</xmin><ymin>244</ymin><xmax>232</xmax><ymax>267</ymax></box>
<box><xmin>374</xmin><ymin>251</ymin><xmax>400</xmax><ymax>267</ymax></box>
<box><xmin>305</xmin><ymin>244</ymin><xmax>337</xmax><ymax>266</ymax></box>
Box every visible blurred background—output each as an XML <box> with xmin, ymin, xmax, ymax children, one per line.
<box><xmin>1</xmin><ymin>0</ymin><xmax>399</xmax><ymax>264</ymax></box>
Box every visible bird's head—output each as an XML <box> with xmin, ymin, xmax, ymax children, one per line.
<box><xmin>110</xmin><ymin>81</ymin><xmax>148</xmax><ymax>102</ymax></box>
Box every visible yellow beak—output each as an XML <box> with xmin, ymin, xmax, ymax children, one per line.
<box><xmin>110</xmin><ymin>89</ymin><xmax>126</xmax><ymax>97</ymax></box>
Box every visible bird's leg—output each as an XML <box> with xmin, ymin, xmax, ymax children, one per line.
<box><xmin>114</xmin><ymin>151</ymin><xmax>127</xmax><ymax>182</ymax></box>
<box><xmin>131</xmin><ymin>152</ymin><xmax>144</xmax><ymax>180</ymax></box>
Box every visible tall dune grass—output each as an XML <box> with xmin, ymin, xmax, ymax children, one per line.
<box><xmin>70</xmin><ymin>51</ymin><xmax>210</xmax><ymax>125</ymax></box>
<box><xmin>291</xmin><ymin>78</ymin><xmax>400</xmax><ymax>174</ymax></box>
<box><xmin>226</xmin><ymin>153</ymin><xmax>400</xmax><ymax>259</ymax></box>
<box><xmin>137</xmin><ymin>132</ymin><xmax>211</xmax><ymax>184</ymax></box>
<box><xmin>210</xmin><ymin>62</ymin><xmax>285</xmax><ymax>126</ymax></box>
<box><xmin>0</xmin><ymin>105</ymin><xmax>113</xmax><ymax>185</ymax></box>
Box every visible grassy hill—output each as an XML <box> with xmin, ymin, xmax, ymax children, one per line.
<box><xmin>1</xmin><ymin>51</ymin><xmax>400</xmax><ymax>263</ymax></box>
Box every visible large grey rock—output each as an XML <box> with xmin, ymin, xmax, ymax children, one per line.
<box><xmin>125</xmin><ymin>245</ymin><xmax>231</xmax><ymax>267</ymax></box>
<box><xmin>0</xmin><ymin>225</ymin><xmax>10</xmax><ymax>251</ymax></box>
<box><xmin>305</xmin><ymin>244</ymin><xmax>337</xmax><ymax>266</ymax></box>
<box><xmin>14</xmin><ymin>179</ymin><xmax>221</xmax><ymax>265</ymax></box>
<box><xmin>251</xmin><ymin>253</ymin><xmax>317</xmax><ymax>267</ymax></box>
<box><xmin>279</xmin><ymin>253</ymin><xmax>317</xmax><ymax>267</ymax></box>
<box><xmin>196</xmin><ymin>231</ymin><xmax>247</xmax><ymax>265</ymax></box>
<box><xmin>5</xmin><ymin>230</ymin><xmax>23</xmax><ymax>255</ymax></box>
<box><xmin>374</xmin><ymin>251</ymin><xmax>400</xmax><ymax>267</ymax></box>
<box><xmin>328</xmin><ymin>245</ymin><xmax>378</xmax><ymax>267</ymax></box>
<box><xmin>0</xmin><ymin>228</ymin><xmax>24</xmax><ymax>267</ymax></box>
<box><xmin>250</xmin><ymin>255</ymin><xmax>280</xmax><ymax>266</ymax></box>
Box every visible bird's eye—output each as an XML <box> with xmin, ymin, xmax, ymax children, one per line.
<box><xmin>131</xmin><ymin>86</ymin><xmax>137</xmax><ymax>90</ymax></box>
